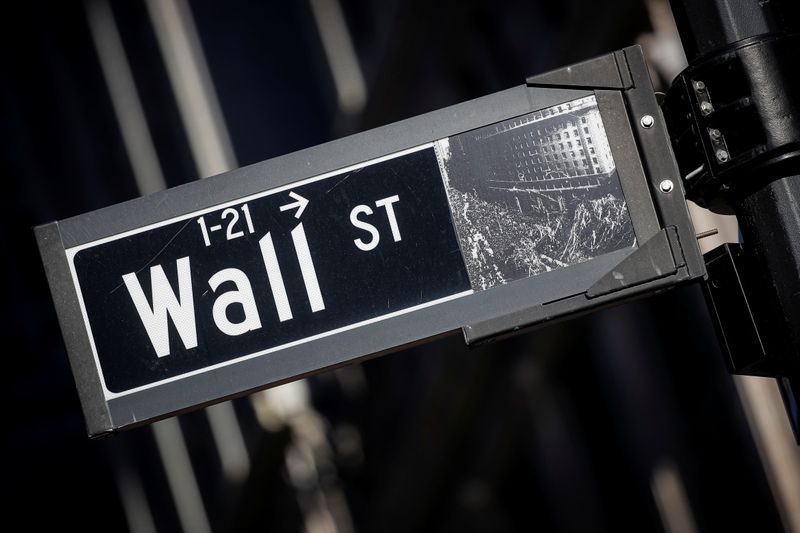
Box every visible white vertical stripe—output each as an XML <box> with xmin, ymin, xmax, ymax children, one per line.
<box><xmin>734</xmin><ymin>376</ymin><xmax>800</xmax><ymax>533</ymax></box>
<box><xmin>144</xmin><ymin>0</ymin><xmax>236</xmax><ymax>177</ymax></box>
<box><xmin>292</xmin><ymin>223</ymin><xmax>326</xmax><ymax>312</ymax></box>
<box><xmin>113</xmin><ymin>461</ymin><xmax>158</xmax><ymax>533</ymax></box>
<box><xmin>260</xmin><ymin>232</ymin><xmax>294</xmax><ymax>322</ymax></box>
<box><xmin>206</xmin><ymin>402</ymin><xmax>251</xmax><ymax>483</ymax></box>
<box><xmin>308</xmin><ymin>0</ymin><xmax>367</xmax><ymax>115</ymax></box>
<box><xmin>85</xmin><ymin>0</ymin><xmax>166</xmax><ymax>195</ymax></box>
<box><xmin>152</xmin><ymin>419</ymin><xmax>213</xmax><ymax>533</ymax></box>
<box><xmin>650</xmin><ymin>460</ymin><xmax>698</xmax><ymax>533</ymax></box>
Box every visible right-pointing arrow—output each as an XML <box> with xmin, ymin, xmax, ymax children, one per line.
<box><xmin>279</xmin><ymin>191</ymin><xmax>309</xmax><ymax>219</ymax></box>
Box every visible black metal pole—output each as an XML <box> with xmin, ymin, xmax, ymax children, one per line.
<box><xmin>667</xmin><ymin>0</ymin><xmax>800</xmax><ymax>434</ymax></box>
<box><xmin>669</xmin><ymin>0</ymin><xmax>798</xmax><ymax>63</ymax></box>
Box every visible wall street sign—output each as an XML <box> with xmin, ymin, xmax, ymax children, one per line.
<box><xmin>36</xmin><ymin>47</ymin><xmax>704</xmax><ymax>436</ymax></box>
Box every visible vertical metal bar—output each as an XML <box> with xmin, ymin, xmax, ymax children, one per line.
<box><xmin>308</xmin><ymin>0</ymin><xmax>368</xmax><ymax>115</ymax></box>
<box><xmin>665</xmin><ymin>4</ymin><xmax>800</xmax><ymax>529</ymax></box>
<box><xmin>734</xmin><ymin>376</ymin><xmax>800</xmax><ymax>533</ymax></box>
<box><xmin>112</xmin><ymin>458</ymin><xmax>158</xmax><ymax>533</ymax></box>
<box><xmin>144</xmin><ymin>0</ymin><xmax>236</xmax><ymax>177</ymax></box>
<box><xmin>650</xmin><ymin>460</ymin><xmax>699</xmax><ymax>533</ymax></box>
<box><xmin>85</xmin><ymin>0</ymin><xmax>166</xmax><ymax>195</ymax></box>
<box><xmin>152</xmin><ymin>419</ymin><xmax>213</xmax><ymax>533</ymax></box>
<box><xmin>204</xmin><ymin>402</ymin><xmax>251</xmax><ymax>483</ymax></box>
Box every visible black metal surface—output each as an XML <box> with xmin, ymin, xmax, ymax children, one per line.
<box><xmin>778</xmin><ymin>374</ymin><xmax>800</xmax><ymax>441</ymax></box>
<box><xmin>668</xmin><ymin>0</ymin><xmax>800</xmax><ymax>63</ymax></box>
<box><xmin>737</xmin><ymin>177</ymin><xmax>800</xmax><ymax>370</ymax></box>
<box><xmin>36</xmin><ymin>222</ymin><xmax>112</xmax><ymax>436</ymax></box>
<box><xmin>703</xmin><ymin>199</ymin><xmax>800</xmax><ymax>411</ymax></box>
<box><xmin>703</xmin><ymin>243</ymin><xmax>769</xmax><ymax>375</ymax></box>
<box><xmin>668</xmin><ymin>0</ymin><xmax>800</xmax><ymax>440</ymax></box>
<box><xmin>587</xmin><ymin>228</ymin><xmax>677</xmax><ymax>299</ymax></box>
<box><xmin>619</xmin><ymin>51</ymin><xmax>705</xmax><ymax>282</ymax></box>
<box><xmin>662</xmin><ymin>34</ymin><xmax>800</xmax><ymax>205</ymax></box>
<box><xmin>526</xmin><ymin>49</ymin><xmax>633</xmax><ymax>90</ymax></box>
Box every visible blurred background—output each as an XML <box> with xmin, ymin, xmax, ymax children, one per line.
<box><xmin>3</xmin><ymin>0</ymin><xmax>800</xmax><ymax>531</ymax></box>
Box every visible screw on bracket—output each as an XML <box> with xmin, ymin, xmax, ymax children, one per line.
<box><xmin>700</xmin><ymin>101</ymin><xmax>714</xmax><ymax>115</ymax></box>
<box><xmin>640</xmin><ymin>115</ymin><xmax>655</xmax><ymax>129</ymax></box>
<box><xmin>716</xmin><ymin>149</ymin><xmax>730</xmax><ymax>163</ymax></box>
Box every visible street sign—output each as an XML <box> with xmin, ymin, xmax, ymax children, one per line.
<box><xmin>71</xmin><ymin>144</ymin><xmax>471</xmax><ymax>396</ymax></box>
<box><xmin>36</xmin><ymin>46</ymin><xmax>704</xmax><ymax>436</ymax></box>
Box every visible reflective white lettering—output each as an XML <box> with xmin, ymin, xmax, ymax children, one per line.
<box><xmin>259</xmin><ymin>232</ymin><xmax>293</xmax><ymax>322</ymax></box>
<box><xmin>350</xmin><ymin>205</ymin><xmax>380</xmax><ymax>251</ymax></box>
<box><xmin>291</xmin><ymin>223</ymin><xmax>325</xmax><ymax>312</ymax></box>
<box><xmin>375</xmin><ymin>195</ymin><xmax>402</xmax><ymax>242</ymax></box>
<box><xmin>123</xmin><ymin>256</ymin><xmax>197</xmax><ymax>358</ymax></box>
<box><xmin>208</xmin><ymin>268</ymin><xmax>262</xmax><ymax>336</ymax></box>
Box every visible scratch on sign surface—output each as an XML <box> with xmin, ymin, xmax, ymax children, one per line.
<box><xmin>109</xmin><ymin>219</ymin><xmax>194</xmax><ymax>294</ymax></box>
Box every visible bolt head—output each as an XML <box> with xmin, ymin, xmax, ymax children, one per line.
<box><xmin>716</xmin><ymin>149</ymin><xmax>730</xmax><ymax>163</ymax></box>
<box><xmin>640</xmin><ymin>114</ymin><xmax>655</xmax><ymax>129</ymax></box>
<box><xmin>700</xmin><ymin>101</ymin><xmax>714</xmax><ymax>115</ymax></box>
<box><xmin>659</xmin><ymin>179</ymin><xmax>674</xmax><ymax>193</ymax></box>
<box><xmin>694</xmin><ymin>80</ymin><xmax>706</xmax><ymax>92</ymax></box>
<box><xmin>709</xmin><ymin>128</ymin><xmax>722</xmax><ymax>140</ymax></box>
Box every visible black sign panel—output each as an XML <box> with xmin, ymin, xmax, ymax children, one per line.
<box><xmin>71</xmin><ymin>146</ymin><xmax>471</xmax><ymax>394</ymax></box>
